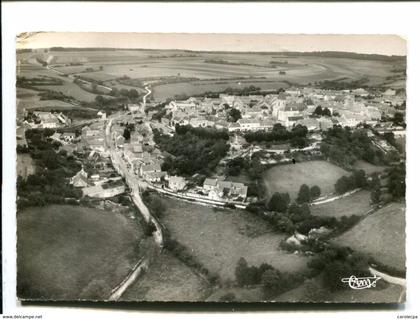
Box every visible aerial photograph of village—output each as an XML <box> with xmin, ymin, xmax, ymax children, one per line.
<box><xmin>15</xmin><ymin>33</ymin><xmax>406</xmax><ymax>303</ymax></box>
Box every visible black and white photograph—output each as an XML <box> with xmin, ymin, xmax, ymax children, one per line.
<box><xmin>14</xmin><ymin>32</ymin><xmax>407</xmax><ymax>304</ymax></box>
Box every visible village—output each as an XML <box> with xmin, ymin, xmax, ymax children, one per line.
<box><xmin>13</xmin><ymin>33</ymin><xmax>408</xmax><ymax>306</ymax></box>
<box><xmin>17</xmin><ymin>85</ymin><xmax>406</xmax><ymax>211</ymax></box>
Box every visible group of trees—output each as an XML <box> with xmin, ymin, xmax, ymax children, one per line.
<box><xmin>227</xmin><ymin>108</ymin><xmax>242</xmax><ymax>123</ymax></box>
<box><xmin>17</xmin><ymin>129</ymin><xmax>82</xmax><ymax>210</ymax></box>
<box><xmin>392</xmin><ymin>112</ymin><xmax>406</xmax><ymax>127</ymax></box>
<box><xmin>371</xmin><ymin>164</ymin><xmax>405</xmax><ymax>203</ymax></box>
<box><xmin>109</xmin><ymin>87</ymin><xmax>140</xmax><ymax>100</ymax></box>
<box><xmin>235</xmin><ymin>257</ymin><xmax>304</xmax><ymax>299</ymax></box>
<box><xmin>388</xmin><ymin>164</ymin><xmax>405</xmax><ymax>199</ymax></box>
<box><xmin>313</xmin><ymin>106</ymin><xmax>332</xmax><ymax>117</ymax></box>
<box><xmin>244</xmin><ymin>123</ymin><xmax>309</xmax><ymax>148</ymax></box>
<box><xmin>297</xmin><ymin>184</ymin><xmax>321</xmax><ymax>203</ymax></box>
<box><xmin>320</xmin><ymin>126</ymin><xmax>386</xmax><ymax>168</ymax></box>
<box><xmin>175</xmin><ymin>124</ymin><xmax>229</xmax><ymax>140</ymax></box>
<box><xmin>248</xmin><ymin>192</ymin><xmax>360</xmax><ymax>236</ymax></box>
<box><xmin>334</xmin><ymin>169</ymin><xmax>368</xmax><ymax>194</ymax></box>
<box><xmin>307</xmin><ymin>245</ymin><xmax>370</xmax><ymax>291</ymax></box>
<box><xmin>315</xmin><ymin>77</ymin><xmax>370</xmax><ymax>90</ymax></box>
<box><xmin>266</xmin><ymin>185</ymin><xmax>321</xmax><ymax>215</ymax></box>
<box><xmin>224</xmin><ymin>155</ymin><xmax>265</xmax><ymax>183</ymax></box>
<box><xmin>154</xmin><ymin>127</ymin><xmax>230</xmax><ymax>176</ymax></box>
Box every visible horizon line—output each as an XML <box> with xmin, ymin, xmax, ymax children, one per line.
<box><xmin>17</xmin><ymin>47</ymin><xmax>406</xmax><ymax>57</ymax></box>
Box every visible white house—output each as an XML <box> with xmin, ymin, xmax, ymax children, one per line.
<box><xmin>168</xmin><ymin>176</ymin><xmax>187</xmax><ymax>192</ymax></box>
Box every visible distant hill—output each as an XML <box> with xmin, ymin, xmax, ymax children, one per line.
<box><xmin>17</xmin><ymin>47</ymin><xmax>406</xmax><ymax>62</ymax></box>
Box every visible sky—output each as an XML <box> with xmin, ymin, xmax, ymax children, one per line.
<box><xmin>16</xmin><ymin>32</ymin><xmax>406</xmax><ymax>56</ymax></box>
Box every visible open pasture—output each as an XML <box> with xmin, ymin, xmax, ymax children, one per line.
<box><xmin>158</xmin><ymin>195</ymin><xmax>311</xmax><ymax>282</ymax></box>
<box><xmin>17</xmin><ymin>205</ymin><xmax>147</xmax><ymax>300</ymax></box>
<box><xmin>333</xmin><ymin>202</ymin><xmax>406</xmax><ymax>273</ymax></box>
<box><xmin>311</xmin><ymin>190</ymin><xmax>372</xmax><ymax>218</ymax></box>
<box><xmin>262</xmin><ymin>160</ymin><xmax>348</xmax><ymax>200</ymax></box>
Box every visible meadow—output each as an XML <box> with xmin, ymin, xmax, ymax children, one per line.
<box><xmin>17</xmin><ymin>205</ymin><xmax>149</xmax><ymax>300</ymax></box>
<box><xmin>311</xmin><ymin>190</ymin><xmax>372</xmax><ymax>218</ymax></box>
<box><xmin>262</xmin><ymin>160</ymin><xmax>349</xmax><ymax>200</ymax></box>
<box><xmin>157</xmin><ymin>195</ymin><xmax>311</xmax><ymax>282</ymax></box>
<box><xmin>17</xmin><ymin>49</ymin><xmax>405</xmax><ymax>105</ymax></box>
<box><xmin>333</xmin><ymin>202</ymin><xmax>406</xmax><ymax>273</ymax></box>
<box><xmin>121</xmin><ymin>251</ymin><xmax>209</xmax><ymax>302</ymax></box>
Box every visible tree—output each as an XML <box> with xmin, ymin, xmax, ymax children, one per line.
<box><xmin>227</xmin><ymin>108</ymin><xmax>242</xmax><ymax>122</ymax></box>
<box><xmin>314</xmin><ymin>105</ymin><xmax>323</xmax><ymax>116</ymax></box>
<box><xmin>110</xmin><ymin>88</ymin><xmax>119</xmax><ymax>96</ymax></box>
<box><xmin>91</xmin><ymin>83</ymin><xmax>98</xmax><ymax>93</ymax></box>
<box><xmin>310</xmin><ymin>185</ymin><xmax>321</xmax><ymax>199</ymax></box>
<box><xmin>120</xmin><ymin>88</ymin><xmax>129</xmax><ymax>97</ymax></box>
<box><xmin>123</xmin><ymin>128</ymin><xmax>131</xmax><ymax>141</ymax></box>
<box><xmin>235</xmin><ymin>257</ymin><xmax>248</xmax><ymax>286</ymax></box>
<box><xmin>267</xmin><ymin>192</ymin><xmax>290</xmax><ymax>212</ymax></box>
<box><xmin>322</xmin><ymin>108</ymin><xmax>332</xmax><ymax>117</ymax></box>
<box><xmin>335</xmin><ymin>176</ymin><xmax>348</xmax><ymax>194</ymax></box>
<box><xmin>149</xmin><ymin>197</ymin><xmax>166</xmax><ymax>217</ymax></box>
<box><xmin>392</xmin><ymin>112</ymin><xmax>405</xmax><ymax>127</ymax></box>
<box><xmin>128</xmin><ymin>89</ymin><xmax>139</xmax><ymax>100</ymax></box>
<box><xmin>297</xmin><ymin>184</ymin><xmax>311</xmax><ymax>204</ymax></box>
<box><xmin>95</xmin><ymin>95</ymin><xmax>106</xmax><ymax>104</ymax></box>
<box><xmin>388</xmin><ymin>164</ymin><xmax>405</xmax><ymax>199</ymax></box>
<box><xmin>353</xmin><ymin>170</ymin><xmax>367</xmax><ymax>188</ymax></box>
<box><xmin>322</xmin><ymin>261</ymin><xmax>353</xmax><ymax>291</ymax></box>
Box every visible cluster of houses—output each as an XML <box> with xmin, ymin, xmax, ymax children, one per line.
<box><xmin>70</xmin><ymin>154</ymin><xmax>126</xmax><ymax>199</ymax></box>
<box><xmin>80</xmin><ymin>120</ymin><xmax>106</xmax><ymax>152</ymax></box>
<box><xmin>202</xmin><ymin>178</ymin><xmax>248</xmax><ymax>202</ymax></box>
<box><xmin>158</xmin><ymin>87</ymin><xmax>405</xmax><ymax>134</ymax></box>
<box><xmin>22</xmin><ymin>111</ymin><xmax>71</xmax><ymax>129</ymax></box>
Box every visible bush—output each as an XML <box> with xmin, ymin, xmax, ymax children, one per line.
<box><xmin>144</xmin><ymin>222</ymin><xmax>157</xmax><ymax>236</ymax></box>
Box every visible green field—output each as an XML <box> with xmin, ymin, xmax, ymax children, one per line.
<box><xmin>121</xmin><ymin>251</ymin><xmax>209</xmax><ymax>302</ymax></box>
<box><xmin>158</xmin><ymin>196</ymin><xmax>310</xmax><ymax>282</ymax></box>
<box><xmin>333</xmin><ymin>202</ymin><xmax>406</xmax><ymax>273</ymax></box>
<box><xmin>17</xmin><ymin>204</ymin><xmax>150</xmax><ymax>300</ymax></box>
<box><xmin>311</xmin><ymin>190</ymin><xmax>372</xmax><ymax>218</ymax></box>
<box><xmin>262</xmin><ymin>161</ymin><xmax>349</xmax><ymax>200</ymax></box>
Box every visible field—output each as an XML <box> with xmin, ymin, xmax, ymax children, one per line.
<box><xmin>17</xmin><ymin>64</ymin><xmax>99</xmax><ymax>102</ymax></box>
<box><xmin>311</xmin><ymin>190</ymin><xmax>372</xmax><ymax>218</ymax></box>
<box><xmin>152</xmin><ymin>79</ymin><xmax>290</xmax><ymax>101</ymax></box>
<box><xmin>121</xmin><ymin>251</ymin><xmax>209</xmax><ymax>302</ymax></box>
<box><xmin>17</xmin><ymin>50</ymin><xmax>405</xmax><ymax>104</ymax></box>
<box><xmin>17</xmin><ymin>204</ymin><xmax>150</xmax><ymax>300</ymax></box>
<box><xmin>158</xmin><ymin>195</ymin><xmax>310</xmax><ymax>282</ymax></box>
<box><xmin>353</xmin><ymin>160</ymin><xmax>387</xmax><ymax>175</ymax></box>
<box><xmin>333</xmin><ymin>202</ymin><xmax>406</xmax><ymax>273</ymax></box>
<box><xmin>262</xmin><ymin>160</ymin><xmax>348</xmax><ymax>200</ymax></box>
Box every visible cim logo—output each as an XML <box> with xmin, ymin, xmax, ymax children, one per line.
<box><xmin>341</xmin><ymin>275</ymin><xmax>381</xmax><ymax>289</ymax></box>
